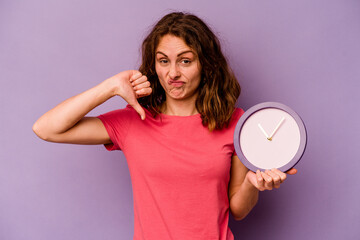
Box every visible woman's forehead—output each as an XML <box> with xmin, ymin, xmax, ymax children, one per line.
<box><xmin>156</xmin><ymin>35</ymin><xmax>196</xmax><ymax>56</ymax></box>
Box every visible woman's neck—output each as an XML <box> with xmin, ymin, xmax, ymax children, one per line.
<box><xmin>161</xmin><ymin>97</ymin><xmax>198</xmax><ymax>116</ymax></box>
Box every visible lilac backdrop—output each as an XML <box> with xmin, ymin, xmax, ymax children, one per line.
<box><xmin>1</xmin><ymin>0</ymin><xmax>359</xmax><ymax>239</ymax></box>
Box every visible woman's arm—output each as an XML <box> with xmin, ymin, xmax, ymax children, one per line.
<box><xmin>228</xmin><ymin>155</ymin><xmax>259</xmax><ymax>220</ymax></box>
<box><xmin>32</xmin><ymin>70</ymin><xmax>151</xmax><ymax>144</ymax></box>
<box><xmin>228</xmin><ymin>155</ymin><xmax>297</xmax><ymax>220</ymax></box>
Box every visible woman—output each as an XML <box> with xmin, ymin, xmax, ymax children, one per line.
<box><xmin>33</xmin><ymin>12</ymin><xmax>296</xmax><ymax>240</ymax></box>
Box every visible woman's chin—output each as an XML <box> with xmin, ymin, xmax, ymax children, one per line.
<box><xmin>167</xmin><ymin>90</ymin><xmax>186</xmax><ymax>99</ymax></box>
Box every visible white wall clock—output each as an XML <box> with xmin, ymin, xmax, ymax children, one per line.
<box><xmin>234</xmin><ymin>102</ymin><xmax>307</xmax><ymax>172</ymax></box>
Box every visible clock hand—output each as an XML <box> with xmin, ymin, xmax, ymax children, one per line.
<box><xmin>258</xmin><ymin>123</ymin><xmax>270</xmax><ymax>139</ymax></box>
<box><xmin>268</xmin><ymin>116</ymin><xmax>285</xmax><ymax>140</ymax></box>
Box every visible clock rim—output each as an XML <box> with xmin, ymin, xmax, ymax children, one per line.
<box><xmin>234</xmin><ymin>102</ymin><xmax>307</xmax><ymax>172</ymax></box>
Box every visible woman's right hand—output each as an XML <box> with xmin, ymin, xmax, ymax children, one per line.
<box><xmin>33</xmin><ymin>70</ymin><xmax>152</xmax><ymax>144</ymax></box>
<box><xmin>108</xmin><ymin>70</ymin><xmax>152</xmax><ymax>120</ymax></box>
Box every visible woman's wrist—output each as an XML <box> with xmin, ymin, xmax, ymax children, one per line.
<box><xmin>103</xmin><ymin>77</ymin><xmax>120</xmax><ymax>98</ymax></box>
<box><xmin>243</xmin><ymin>172</ymin><xmax>259</xmax><ymax>192</ymax></box>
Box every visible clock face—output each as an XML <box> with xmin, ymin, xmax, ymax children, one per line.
<box><xmin>234</xmin><ymin>102</ymin><xmax>307</xmax><ymax>172</ymax></box>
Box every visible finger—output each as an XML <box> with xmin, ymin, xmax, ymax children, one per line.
<box><xmin>130</xmin><ymin>101</ymin><xmax>146</xmax><ymax>120</ymax></box>
<box><xmin>256</xmin><ymin>170</ymin><xmax>265</xmax><ymax>191</ymax></box>
<box><xmin>261</xmin><ymin>171</ymin><xmax>273</xmax><ymax>190</ymax></box>
<box><xmin>286</xmin><ymin>168</ymin><xmax>298</xmax><ymax>175</ymax></box>
<box><xmin>132</xmin><ymin>75</ymin><xmax>148</xmax><ymax>86</ymax></box>
<box><xmin>135</xmin><ymin>87</ymin><xmax>152</xmax><ymax>98</ymax></box>
<box><xmin>130</xmin><ymin>72</ymin><xmax>142</xmax><ymax>82</ymax></box>
<box><xmin>266</xmin><ymin>170</ymin><xmax>281</xmax><ymax>188</ymax></box>
<box><xmin>271</xmin><ymin>168</ymin><xmax>287</xmax><ymax>183</ymax></box>
<box><xmin>133</xmin><ymin>81</ymin><xmax>150</xmax><ymax>91</ymax></box>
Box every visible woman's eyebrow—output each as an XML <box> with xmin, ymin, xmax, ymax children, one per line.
<box><xmin>156</xmin><ymin>50</ymin><xmax>194</xmax><ymax>57</ymax></box>
<box><xmin>155</xmin><ymin>51</ymin><xmax>167</xmax><ymax>57</ymax></box>
<box><xmin>177</xmin><ymin>50</ymin><xmax>194</xmax><ymax>57</ymax></box>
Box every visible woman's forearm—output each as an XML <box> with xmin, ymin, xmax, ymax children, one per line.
<box><xmin>229</xmin><ymin>177</ymin><xmax>259</xmax><ymax>221</ymax></box>
<box><xmin>33</xmin><ymin>78</ymin><xmax>117</xmax><ymax>138</ymax></box>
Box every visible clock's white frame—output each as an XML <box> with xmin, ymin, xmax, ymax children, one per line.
<box><xmin>234</xmin><ymin>102</ymin><xmax>307</xmax><ymax>172</ymax></box>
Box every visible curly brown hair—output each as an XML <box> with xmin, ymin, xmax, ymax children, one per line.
<box><xmin>138</xmin><ymin>12</ymin><xmax>241</xmax><ymax>131</ymax></box>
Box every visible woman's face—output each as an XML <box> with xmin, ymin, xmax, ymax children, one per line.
<box><xmin>155</xmin><ymin>34</ymin><xmax>202</xmax><ymax>101</ymax></box>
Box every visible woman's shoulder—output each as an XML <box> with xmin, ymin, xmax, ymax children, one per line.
<box><xmin>232</xmin><ymin>107</ymin><xmax>245</xmax><ymax>120</ymax></box>
<box><xmin>124</xmin><ymin>104</ymin><xmax>155</xmax><ymax>120</ymax></box>
<box><xmin>98</xmin><ymin>104</ymin><xmax>138</xmax><ymax>119</ymax></box>
<box><xmin>227</xmin><ymin>107</ymin><xmax>245</xmax><ymax>129</ymax></box>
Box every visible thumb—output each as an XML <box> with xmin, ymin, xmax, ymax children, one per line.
<box><xmin>245</xmin><ymin>170</ymin><xmax>258</xmax><ymax>188</ymax></box>
<box><xmin>130</xmin><ymin>101</ymin><xmax>146</xmax><ymax>120</ymax></box>
<box><xmin>286</xmin><ymin>168</ymin><xmax>298</xmax><ymax>175</ymax></box>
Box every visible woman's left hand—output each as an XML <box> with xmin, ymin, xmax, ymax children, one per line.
<box><xmin>245</xmin><ymin>168</ymin><xmax>297</xmax><ymax>191</ymax></box>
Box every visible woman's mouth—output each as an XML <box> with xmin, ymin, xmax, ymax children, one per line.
<box><xmin>168</xmin><ymin>80</ymin><xmax>185</xmax><ymax>87</ymax></box>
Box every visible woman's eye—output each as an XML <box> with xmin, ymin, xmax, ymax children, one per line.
<box><xmin>181</xmin><ymin>59</ymin><xmax>191</xmax><ymax>64</ymax></box>
<box><xmin>159</xmin><ymin>59</ymin><xmax>168</xmax><ymax>64</ymax></box>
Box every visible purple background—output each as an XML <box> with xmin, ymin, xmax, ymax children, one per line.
<box><xmin>1</xmin><ymin>0</ymin><xmax>359</xmax><ymax>239</ymax></box>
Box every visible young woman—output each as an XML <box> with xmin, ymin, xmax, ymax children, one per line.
<box><xmin>33</xmin><ymin>12</ymin><xmax>296</xmax><ymax>240</ymax></box>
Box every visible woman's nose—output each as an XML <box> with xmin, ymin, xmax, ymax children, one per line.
<box><xmin>169</xmin><ymin>63</ymin><xmax>180</xmax><ymax>79</ymax></box>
